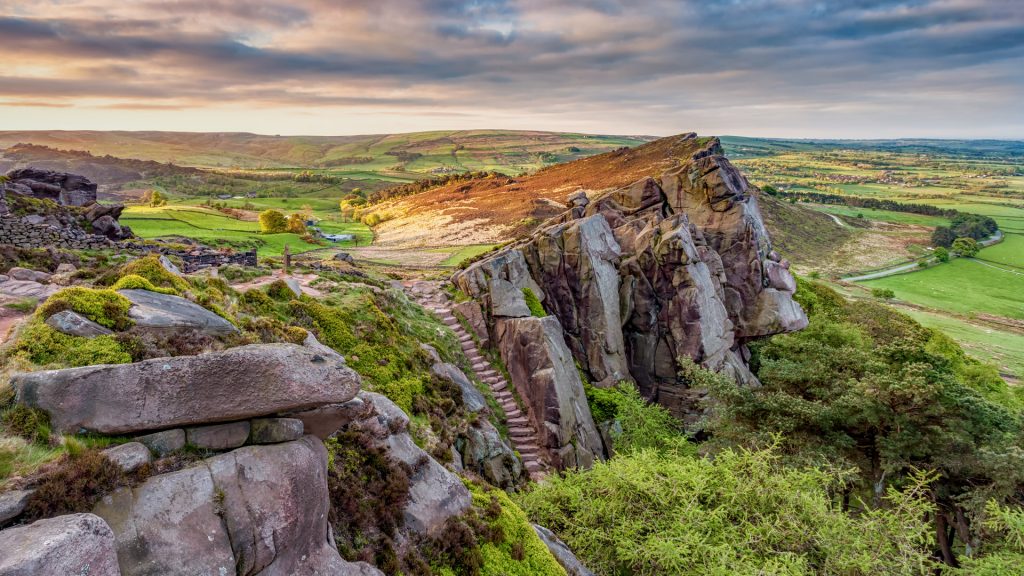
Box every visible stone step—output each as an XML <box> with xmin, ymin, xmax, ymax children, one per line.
<box><xmin>434</xmin><ymin>308</ymin><xmax>452</xmax><ymax>316</ymax></box>
<box><xmin>471</xmin><ymin>362</ymin><xmax>488</xmax><ymax>372</ymax></box>
<box><xmin>499</xmin><ymin>401</ymin><xmax>518</xmax><ymax>412</ymax></box>
<box><xmin>503</xmin><ymin>409</ymin><xmax>523</xmax><ymax>419</ymax></box>
<box><xmin>508</xmin><ymin>428</ymin><xmax>533</xmax><ymax>438</ymax></box>
<box><xmin>458</xmin><ymin>333</ymin><xmax>473</xmax><ymax>342</ymax></box>
<box><xmin>516</xmin><ymin>445</ymin><xmax>542</xmax><ymax>455</ymax></box>
<box><xmin>441</xmin><ymin>316</ymin><xmax>458</xmax><ymax>325</ymax></box>
<box><xmin>507</xmin><ymin>417</ymin><xmax>529</xmax><ymax>426</ymax></box>
<box><xmin>490</xmin><ymin>381</ymin><xmax>507</xmax><ymax>392</ymax></box>
<box><xmin>460</xmin><ymin>341</ymin><xmax>476</xmax><ymax>350</ymax></box>
<box><xmin>477</xmin><ymin>370</ymin><xmax>498</xmax><ymax>379</ymax></box>
<box><xmin>466</xmin><ymin>354</ymin><xmax>483</xmax><ymax>363</ymax></box>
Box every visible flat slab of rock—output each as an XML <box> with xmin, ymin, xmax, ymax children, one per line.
<box><xmin>135</xmin><ymin>429</ymin><xmax>185</xmax><ymax>456</ymax></box>
<box><xmin>249</xmin><ymin>418</ymin><xmax>303</xmax><ymax>444</ymax></box>
<box><xmin>0</xmin><ymin>279</ymin><xmax>58</xmax><ymax>301</ymax></box>
<box><xmin>0</xmin><ymin>489</ymin><xmax>33</xmax><ymax>525</ymax></box>
<box><xmin>0</xmin><ymin>513</ymin><xmax>119</xmax><ymax>575</ymax></box>
<box><xmin>6</xmin><ymin>267</ymin><xmax>51</xmax><ymax>283</ymax></box>
<box><xmin>14</xmin><ymin>343</ymin><xmax>361</xmax><ymax>434</ymax></box>
<box><xmin>187</xmin><ymin>421</ymin><xmax>250</xmax><ymax>450</ymax></box>
<box><xmin>102</xmin><ymin>442</ymin><xmax>152</xmax><ymax>472</ymax></box>
<box><xmin>534</xmin><ymin>524</ymin><xmax>595</xmax><ymax>576</ymax></box>
<box><xmin>44</xmin><ymin>309</ymin><xmax>113</xmax><ymax>337</ymax></box>
<box><xmin>118</xmin><ymin>288</ymin><xmax>239</xmax><ymax>335</ymax></box>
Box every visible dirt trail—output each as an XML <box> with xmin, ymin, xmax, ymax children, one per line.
<box><xmin>229</xmin><ymin>271</ymin><xmax>324</xmax><ymax>297</ymax></box>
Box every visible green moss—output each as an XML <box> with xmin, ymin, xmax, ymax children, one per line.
<box><xmin>522</xmin><ymin>287</ymin><xmax>546</xmax><ymax>318</ymax></box>
<box><xmin>469</xmin><ymin>483</ymin><xmax>567</xmax><ymax>576</ymax></box>
<box><xmin>119</xmin><ymin>255</ymin><xmax>190</xmax><ymax>293</ymax></box>
<box><xmin>36</xmin><ymin>287</ymin><xmax>132</xmax><ymax>330</ymax></box>
<box><xmin>111</xmin><ymin>274</ymin><xmax>179</xmax><ymax>295</ymax></box>
<box><xmin>239</xmin><ymin>288</ymin><xmax>276</xmax><ymax>314</ymax></box>
<box><xmin>10</xmin><ymin>319</ymin><xmax>132</xmax><ymax>367</ymax></box>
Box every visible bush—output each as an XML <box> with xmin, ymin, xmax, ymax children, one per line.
<box><xmin>239</xmin><ymin>288</ymin><xmax>276</xmax><ymax>314</ymax></box>
<box><xmin>259</xmin><ymin>209</ymin><xmax>288</xmax><ymax>233</ymax></box>
<box><xmin>585</xmin><ymin>382</ymin><xmax>694</xmax><ymax>457</ymax></box>
<box><xmin>22</xmin><ymin>449</ymin><xmax>150</xmax><ymax>521</ymax></box>
<box><xmin>517</xmin><ymin>447</ymin><xmax>936</xmax><ymax>576</ymax></box>
<box><xmin>266</xmin><ymin>279</ymin><xmax>296</xmax><ymax>301</ymax></box>
<box><xmin>464</xmin><ymin>484</ymin><xmax>567</xmax><ymax>576</ymax></box>
<box><xmin>111</xmin><ymin>274</ymin><xmax>178</xmax><ymax>295</ymax></box>
<box><xmin>37</xmin><ymin>287</ymin><xmax>132</xmax><ymax>330</ymax></box>
<box><xmin>10</xmin><ymin>320</ymin><xmax>133</xmax><ymax>367</ymax></box>
<box><xmin>934</xmin><ymin>246</ymin><xmax>950</xmax><ymax>262</ymax></box>
<box><xmin>286</xmin><ymin>213</ymin><xmax>307</xmax><ymax>234</ymax></box>
<box><xmin>119</xmin><ymin>255</ymin><xmax>190</xmax><ymax>293</ymax></box>
<box><xmin>871</xmin><ymin>287</ymin><xmax>895</xmax><ymax>300</ymax></box>
<box><xmin>522</xmin><ymin>288</ymin><xmax>546</xmax><ymax>318</ymax></box>
<box><xmin>1</xmin><ymin>405</ymin><xmax>51</xmax><ymax>445</ymax></box>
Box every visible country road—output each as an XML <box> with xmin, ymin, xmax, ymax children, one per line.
<box><xmin>843</xmin><ymin>230</ymin><xmax>1004</xmax><ymax>282</ymax></box>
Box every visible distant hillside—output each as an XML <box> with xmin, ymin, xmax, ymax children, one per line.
<box><xmin>721</xmin><ymin>135</ymin><xmax>1024</xmax><ymax>159</ymax></box>
<box><xmin>0</xmin><ymin>143</ymin><xmax>201</xmax><ymax>188</ymax></box>
<box><xmin>0</xmin><ymin>130</ymin><xmax>653</xmax><ymax>171</ymax></box>
<box><xmin>361</xmin><ymin>133</ymin><xmax>851</xmax><ymax>273</ymax></box>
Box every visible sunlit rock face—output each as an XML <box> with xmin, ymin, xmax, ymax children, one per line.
<box><xmin>454</xmin><ymin>135</ymin><xmax>807</xmax><ymax>434</ymax></box>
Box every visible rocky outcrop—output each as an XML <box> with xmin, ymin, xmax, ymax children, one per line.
<box><xmin>533</xmin><ymin>524</ymin><xmax>596</xmax><ymax>576</ymax></box>
<box><xmin>13</xmin><ymin>343</ymin><xmax>360</xmax><ymax>434</ymax></box>
<box><xmin>1</xmin><ymin>168</ymin><xmax>132</xmax><ymax>245</ymax></box>
<box><xmin>454</xmin><ymin>135</ymin><xmax>807</xmax><ymax>423</ymax></box>
<box><xmin>93</xmin><ymin>436</ymin><xmax>378</xmax><ymax>576</ymax></box>
<box><xmin>0</xmin><ymin>513</ymin><xmax>120</xmax><ymax>575</ymax></box>
<box><xmin>348</xmin><ymin>392</ymin><xmax>472</xmax><ymax>535</ymax></box>
<box><xmin>494</xmin><ymin>316</ymin><xmax>604</xmax><ymax>470</ymax></box>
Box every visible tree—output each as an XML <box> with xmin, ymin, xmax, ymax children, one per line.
<box><xmin>148</xmin><ymin>190</ymin><xmax>167</xmax><ymax>207</ymax></box>
<box><xmin>934</xmin><ymin>246</ymin><xmax>950</xmax><ymax>262</ymax></box>
<box><xmin>952</xmin><ymin>237</ymin><xmax>981</xmax><ymax>257</ymax></box>
<box><xmin>286</xmin><ymin>213</ymin><xmax>307</xmax><ymax>234</ymax></box>
<box><xmin>704</xmin><ymin>279</ymin><xmax>1024</xmax><ymax>568</ymax></box>
<box><xmin>258</xmin><ymin>209</ymin><xmax>287</xmax><ymax>233</ymax></box>
<box><xmin>932</xmin><ymin>226</ymin><xmax>957</xmax><ymax>248</ymax></box>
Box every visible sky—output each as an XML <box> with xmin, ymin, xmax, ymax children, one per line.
<box><xmin>0</xmin><ymin>0</ymin><xmax>1021</xmax><ymax>139</ymax></box>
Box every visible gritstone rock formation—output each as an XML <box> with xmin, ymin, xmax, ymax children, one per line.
<box><xmin>454</xmin><ymin>135</ymin><xmax>808</xmax><ymax>441</ymax></box>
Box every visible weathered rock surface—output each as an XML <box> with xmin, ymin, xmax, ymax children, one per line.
<box><xmin>453</xmin><ymin>300</ymin><xmax>489</xmax><ymax>345</ymax></box>
<box><xmin>454</xmin><ymin>136</ymin><xmax>807</xmax><ymax>424</ymax></box>
<box><xmin>0</xmin><ymin>278</ymin><xmax>58</xmax><ymax>301</ymax></box>
<box><xmin>44</xmin><ymin>309</ymin><xmax>112</xmax><ymax>337</ymax></box>
<box><xmin>119</xmin><ymin>288</ymin><xmax>239</xmax><ymax>335</ymax></box>
<box><xmin>351</xmin><ymin>392</ymin><xmax>472</xmax><ymax>535</ymax></box>
<box><xmin>456</xmin><ymin>420</ymin><xmax>523</xmax><ymax>489</ymax></box>
<box><xmin>494</xmin><ymin>316</ymin><xmax>604</xmax><ymax>470</ymax></box>
<box><xmin>94</xmin><ymin>436</ymin><xmax>360</xmax><ymax>576</ymax></box>
<box><xmin>6</xmin><ymin>267</ymin><xmax>50</xmax><ymax>283</ymax></box>
<box><xmin>533</xmin><ymin>524</ymin><xmax>595</xmax><ymax>576</ymax></box>
<box><xmin>186</xmin><ymin>421</ymin><xmax>250</xmax><ymax>450</ymax></box>
<box><xmin>135</xmin><ymin>429</ymin><xmax>185</xmax><ymax>456</ymax></box>
<box><xmin>0</xmin><ymin>490</ymin><xmax>33</xmax><ymax>526</ymax></box>
<box><xmin>431</xmin><ymin>362</ymin><xmax>488</xmax><ymax>413</ymax></box>
<box><xmin>102</xmin><ymin>442</ymin><xmax>152</xmax><ymax>472</ymax></box>
<box><xmin>249</xmin><ymin>417</ymin><xmax>304</xmax><ymax>444</ymax></box>
<box><xmin>285</xmin><ymin>397</ymin><xmax>368</xmax><ymax>440</ymax></box>
<box><xmin>0</xmin><ymin>513</ymin><xmax>120</xmax><ymax>575</ymax></box>
<box><xmin>14</xmin><ymin>343</ymin><xmax>361</xmax><ymax>434</ymax></box>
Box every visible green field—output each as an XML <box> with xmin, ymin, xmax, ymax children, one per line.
<box><xmin>809</xmin><ymin>204</ymin><xmax>950</xmax><ymax>227</ymax></box>
<box><xmin>437</xmin><ymin>244</ymin><xmax>501</xmax><ymax>267</ymax></box>
<box><xmin>902</xmin><ymin>308</ymin><xmax>1024</xmax><ymax>380</ymax></box>
<box><xmin>121</xmin><ymin>206</ymin><xmax>371</xmax><ymax>257</ymax></box>
<box><xmin>861</xmin><ymin>257</ymin><xmax>1024</xmax><ymax>320</ymax></box>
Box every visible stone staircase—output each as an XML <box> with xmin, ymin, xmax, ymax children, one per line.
<box><xmin>405</xmin><ymin>282</ymin><xmax>550</xmax><ymax>479</ymax></box>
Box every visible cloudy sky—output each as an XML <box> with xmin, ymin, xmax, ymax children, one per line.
<box><xmin>0</xmin><ymin>0</ymin><xmax>1021</xmax><ymax>138</ymax></box>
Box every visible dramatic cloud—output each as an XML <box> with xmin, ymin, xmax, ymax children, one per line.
<box><xmin>0</xmin><ymin>0</ymin><xmax>1020</xmax><ymax>137</ymax></box>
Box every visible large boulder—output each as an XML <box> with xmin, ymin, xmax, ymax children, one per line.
<box><xmin>4</xmin><ymin>167</ymin><xmax>98</xmax><ymax>207</ymax></box>
<box><xmin>44</xmin><ymin>309</ymin><xmax>113</xmax><ymax>337</ymax></box>
<box><xmin>94</xmin><ymin>436</ymin><xmax>360</xmax><ymax>576</ymax></box>
<box><xmin>494</xmin><ymin>316</ymin><xmax>604</xmax><ymax>470</ymax></box>
<box><xmin>0</xmin><ymin>513</ymin><xmax>120</xmax><ymax>575</ymax></box>
<box><xmin>13</xmin><ymin>343</ymin><xmax>361</xmax><ymax>434</ymax></box>
<box><xmin>119</xmin><ymin>288</ymin><xmax>239</xmax><ymax>335</ymax></box>
<box><xmin>350</xmin><ymin>392</ymin><xmax>472</xmax><ymax>535</ymax></box>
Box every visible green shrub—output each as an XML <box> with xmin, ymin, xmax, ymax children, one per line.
<box><xmin>870</xmin><ymin>287</ymin><xmax>895</xmax><ymax>300</ymax></box>
<box><xmin>517</xmin><ymin>447</ymin><xmax>935</xmax><ymax>576</ymax></box>
<box><xmin>240</xmin><ymin>288</ymin><xmax>276</xmax><ymax>314</ymax></box>
<box><xmin>11</xmin><ymin>320</ymin><xmax>132</xmax><ymax>367</ymax></box>
<box><xmin>586</xmin><ymin>381</ymin><xmax>694</xmax><ymax>457</ymax></box>
<box><xmin>266</xmin><ymin>280</ymin><xmax>296</xmax><ymax>301</ymax></box>
<box><xmin>522</xmin><ymin>287</ymin><xmax>546</xmax><ymax>318</ymax></box>
<box><xmin>36</xmin><ymin>287</ymin><xmax>132</xmax><ymax>330</ymax></box>
<box><xmin>468</xmin><ymin>483</ymin><xmax>567</xmax><ymax>576</ymax></box>
<box><xmin>259</xmin><ymin>209</ymin><xmax>287</xmax><ymax>233</ymax></box>
<box><xmin>119</xmin><ymin>255</ymin><xmax>190</xmax><ymax>293</ymax></box>
<box><xmin>111</xmin><ymin>274</ymin><xmax>178</xmax><ymax>295</ymax></box>
<box><xmin>1</xmin><ymin>405</ymin><xmax>51</xmax><ymax>445</ymax></box>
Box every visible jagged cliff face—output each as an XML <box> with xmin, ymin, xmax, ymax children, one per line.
<box><xmin>454</xmin><ymin>135</ymin><xmax>807</xmax><ymax>434</ymax></box>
